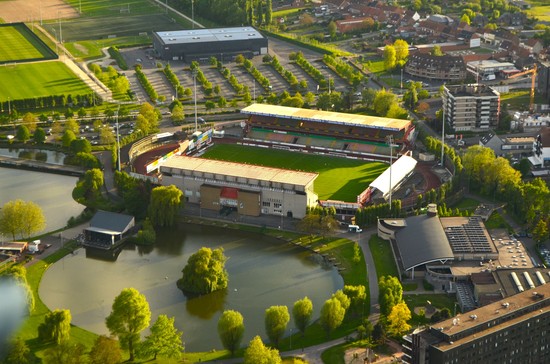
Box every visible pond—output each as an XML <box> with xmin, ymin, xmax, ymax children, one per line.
<box><xmin>0</xmin><ymin>168</ymin><xmax>84</xmax><ymax>233</ymax></box>
<box><xmin>0</xmin><ymin>147</ymin><xmax>66</xmax><ymax>165</ymax></box>
<box><xmin>39</xmin><ymin>224</ymin><xmax>343</xmax><ymax>352</ymax></box>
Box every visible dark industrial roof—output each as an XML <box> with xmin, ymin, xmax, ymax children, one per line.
<box><xmin>393</xmin><ymin>214</ymin><xmax>455</xmax><ymax>271</ymax></box>
<box><xmin>89</xmin><ymin>210</ymin><xmax>134</xmax><ymax>234</ymax></box>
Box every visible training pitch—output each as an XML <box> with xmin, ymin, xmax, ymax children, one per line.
<box><xmin>202</xmin><ymin>144</ymin><xmax>388</xmax><ymax>202</ymax></box>
<box><xmin>0</xmin><ymin>23</ymin><xmax>56</xmax><ymax>63</ymax></box>
<box><xmin>0</xmin><ymin>62</ymin><xmax>90</xmax><ymax>101</ymax></box>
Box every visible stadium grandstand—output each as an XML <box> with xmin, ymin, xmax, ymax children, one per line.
<box><xmin>241</xmin><ymin>104</ymin><xmax>416</xmax><ymax>160</ymax></box>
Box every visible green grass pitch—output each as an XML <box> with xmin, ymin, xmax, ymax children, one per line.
<box><xmin>0</xmin><ymin>62</ymin><xmax>91</xmax><ymax>101</ymax></box>
<box><xmin>0</xmin><ymin>25</ymin><xmax>47</xmax><ymax>62</ymax></box>
<box><xmin>202</xmin><ymin>144</ymin><xmax>388</xmax><ymax>201</ymax></box>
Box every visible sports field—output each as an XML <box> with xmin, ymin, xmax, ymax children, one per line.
<box><xmin>202</xmin><ymin>144</ymin><xmax>388</xmax><ymax>201</ymax></box>
<box><xmin>0</xmin><ymin>62</ymin><xmax>90</xmax><ymax>100</ymax></box>
<box><xmin>0</xmin><ymin>24</ymin><xmax>54</xmax><ymax>62</ymax></box>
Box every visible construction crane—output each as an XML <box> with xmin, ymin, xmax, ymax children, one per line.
<box><xmin>507</xmin><ymin>64</ymin><xmax>537</xmax><ymax>113</ymax></box>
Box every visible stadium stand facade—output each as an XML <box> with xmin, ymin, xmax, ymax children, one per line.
<box><xmin>241</xmin><ymin>104</ymin><xmax>416</xmax><ymax>160</ymax></box>
<box><xmin>159</xmin><ymin>156</ymin><xmax>318</xmax><ymax>219</ymax></box>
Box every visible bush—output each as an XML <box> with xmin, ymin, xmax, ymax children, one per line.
<box><xmin>108</xmin><ymin>46</ymin><xmax>128</xmax><ymax>70</ymax></box>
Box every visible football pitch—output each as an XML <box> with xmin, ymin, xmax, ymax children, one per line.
<box><xmin>0</xmin><ymin>62</ymin><xmax>90</xmax><ymax>101</ymax></box>
<box><xmin>202</xmin><ymin>144</ymin><xmax>388</xmax><ymax>201</ymax></box>
<box><xmin>0</xmin><ymin>24</ymin><xmax>55</xmax><ymax>62</ymax></box>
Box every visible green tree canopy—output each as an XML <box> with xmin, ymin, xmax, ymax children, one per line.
<box><xmin>89</xmin><ymin>336</ymin><xmax>122</xmax><ymax>364</ymax></box>
<box><xmin>16</xmin><ymin>125</ymin><xmax>30</xmax><ymax>143</ymax></box>
<box><xmin>244</xmin><ymin>336</ymin><xmax>282</xmax><ymax>364</ymax></box>
<box><xmin>393</xmin><ymin>39</ymin><xmax>409</xmax><ymax>66</ymax></box>
<box><xmin>137</xmin><ymin>315</ymin><xmax>184</xmax><ymax>360</ymax></box>
<box><xmin>33</xmin><ymin>127</ymin><xmax>46</xmax><ymax>144</ymax></box>
<box><xmin>178</xmin><ymin>247</ymin><xmax>228</xmax><ymax>295</ymax></box>
<box><xmin>343</xmin><ymin>285</ymin><xmax>367</xmax><ymax>317</ymax></box>
<box><xmin>320</xmin><ymin>297</ymin><xmax>346</xmax><ymax>337</ymax></box>
<box><xmin>21</xmin><ymin>112</ymin><xmax>37</xmax><ymax>132</ymax></box>
<box><xmin>331</xmin><ymin>290</ymin><xmax>351</xmax><ymax>311</ymax></box>
<box><xmin>70</xmin><ymin>138</ymin><xmax>92</xmax><ymax>154</ymax></box>
<box><xmin>38</xmin><ymin>309</ymin><xmax>72</xmax><ymax>344</ymax></box>
<box><xmin>265</xmin><ymin>305</ymin><xmax>290</xmax><ymax>347</ymax></box>
<box><xmin>373</xmin><ymin>89</ymin><xmax>398</xmax><ymax>117</ymax></box>
<box><xmin>106</xmin><ymin>288</ymin><xmax>151</xmax><ymax>362</ymax></box>
<box><xmin>383</xmin><ymin>45</ymin><xmax>397</xmax><ymax>70</ymax></box>
<box><xmin>43</xmin><ymin>342</ymin><xmax>86</xmax><ymax>364</ymax></box>
<box><xmin>4</xmin><ymin>337</ymin><xmax>31</xmax><ymax>364</ymax></box>
<box><xmin>0</xmin><ymin>199</ymin><xmax>46</xmax><ymax>239</ymax></box>
<box><xmin>148</xmin><ymin>185</ymin><xmax>183</xmax><ymax>227</ymax></box>
<box><xmin>62</xmin><ymin>129</ymin><xmax>76</xmax><ymax>148</ymax></box>
<box><xmin>293</xmin><ymin>296</ymin><xmax>313</xmax><ymax>336</ymax></box>
<box><xmin>217</xmin><ymin>310</ymin><xmax>245</xmax><ymax>356</ymax></box>
<box><xmin>379</xmin><ymin>276</ymin><xmax>404</xmax><ymax>316</ymax></box>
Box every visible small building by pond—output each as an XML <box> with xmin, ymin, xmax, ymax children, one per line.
<box><xmin>83</xmin><ymin>211</ymin><xmax>135</xmax><ymax>249</ymax></box>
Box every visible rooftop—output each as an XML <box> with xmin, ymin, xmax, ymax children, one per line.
<box><xmin>161</xmin><ymin>156</ymin><xmax>319</xmax><ymax>187</ymax></box>
<box><xmin>155</xmin><ymin>27</ymin><xmax>265</xmax><ymax>45</ymax></box>
<box><xmin>89</xmin><ymin>210</ymin><xmax>135</xmax><ymax>233</ymax></box>
<box><xmin>241</xmin><ymin>104</ymin><xmax>411</xmax><ymax>131</ymax></box>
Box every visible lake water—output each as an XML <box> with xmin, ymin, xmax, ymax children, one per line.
<box><xmin>0</xmin><ymin>168</ymin><xmax>84</xmax><ymax>234</ymax></box>
<box><xmin>0</xmin><ymin>147</ymin><xmax>66</xmax><ymax>165</ymax></box>
<box><xmin>40</xmin><ymin>224</ymin><xmax>344</xmax><ymax>352</ymax></box>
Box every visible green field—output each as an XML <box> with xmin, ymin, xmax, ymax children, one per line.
<box><xmin>0</xmin><ymin>24</ymin><xmax>54</xmax><ymax>62</ymax></box>
<box><xmin>0</xmin><ymin>62</ymin><xmax>90</xmax><ymax>101</ymax></box>
<box><xmin>526</xmin><ymin>0</ymin><xmax>550</xmax><ymax>21</ymax></box>
<box><xmin>201</xmin><ymin>144</ymin><xmax>387</xmax><ymax>201</ymax></box>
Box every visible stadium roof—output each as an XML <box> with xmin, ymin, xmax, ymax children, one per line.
<box><xmin>382</xmin><ymin>214</ymin><xmax>455</xmax><ymax>271</ymax></box>
<box><xmin>241</xmin><ymin>104</ymin><xmax>411</xmax><ymax>131</ymax></box>
<box><xmin>369</xmin><ymin>155</ymin><xmax>417</xmax><ymax>196</ymax></box>
<box><xmin>155</xmin><ymin>27</ymin><xmax>265</xmax><ymax>45</ymax></box>
<box><xmin>161</xmin><ymin>156</ymin><xmax>318</xmax><ymax>187</ymax></box>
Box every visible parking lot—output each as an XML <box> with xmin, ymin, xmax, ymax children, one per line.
<box><xmin>118</xmin><ymin>36</ymin><xmax>354</xmax><ymax>105</ymax></box>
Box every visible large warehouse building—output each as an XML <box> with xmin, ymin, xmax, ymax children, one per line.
<box><xmin>152</xmin><ymin>27</ymin><xmax>268</xmax><ymax>62</ymax></box>
<box><xmin>159</xmin><ymin>156</ymin><xmax>318</xmax><ymax>219</ymax></box>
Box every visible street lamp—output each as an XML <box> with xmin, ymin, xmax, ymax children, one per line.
<box><xmin>192</xmin><ymin>68</ymin><xmax>198</xmax><ymax>132</ymax></box>
<box><xmin>386</xmin><ymin>135</ymin><xmax>398</xmax><ymax>207</ymax></box>
<box><xmin>191</xmin><ymin>0</ymin><xmax>195</xmax><ymax>29</ymax></box>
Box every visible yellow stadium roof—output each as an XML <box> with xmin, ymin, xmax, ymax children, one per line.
<box><xmin>161</xmin><ymin>156</ymin><xmax>318</xmax><ymax>187</ymax></box>
<box><xmin>241</xmin><ymin>104</ymin><xmax>411</xmax><ymax>131</ymax></box>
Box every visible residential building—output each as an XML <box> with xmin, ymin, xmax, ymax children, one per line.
<box><xmin>530</xmin><ymin>126</ymin><xmax>550</xmax><ymax>167</ymax></box>
<box><xmin>405</xmin><ymin>53</ymin><xmax>466</xmax><ymax>81</ymax></box>
<box><xmin>403</xmin><ymin>282</ymin><xmax>550</xmax><ymax>364</ymax></box>
<box><xmin>443</xmin><ymin>84</ymin><xmax>500</xmax><ymax>131</ymax></box>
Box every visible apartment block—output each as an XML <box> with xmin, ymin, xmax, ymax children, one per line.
<box><xmin>443</xmin><ymin>84</ymin><xmax>500</xmax><ymax>131</ymax></box>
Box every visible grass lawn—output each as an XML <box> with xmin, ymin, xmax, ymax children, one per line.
<box><xmin>273</xmin><ymin>7</ymin><xmax>307</xmax><ymax>18</ymax></box>
<box><xmin>65</xmin><ymin>36</ymin><xmax>150</xmax><ymax>61</ymax></box>
<box><xmin>500</xmin><ymin>90</ymin><xmax>546</xmax><ymax>111</ymax></box>
<box><xmin>0</xmin><ymin>62</ymin><xmax>90</xmax><ymax>101</ymax></box>
<box><xmin>526</xmin><ymin>0</ymin><xmax>550</xmax><ymax>21</ymax></box>
<box><xmin>65</xmin><ymin>0</ymin><xmax>163</xmax><ymax>17</ymax></box>
<box><xmin>485</xmin><ymin>211</ymin><xmax>513</xmax><ymax>231</ymax></box>
<box><xmin>450</xmin><ymin>197</ymin><xmax>480</xmax><ymax>214</ymax></box>
<box><xmin>368</xmin><ymin>235</ymin><xmax>399</xmax><ymax>279</ymax></box>
<box><xmin>202</xmin><ymin>144</ymin><xmax>387</xmax><ymax>201</ymax></box>
<box><xmin>0</xmin><ymin>25</ymin><xmax>46</xmax><ymax>62</ymax></box>
<box><xmin>404</xmin><ymin>293</ymin><xmax>457</xmax><ymax>326</ymax></box>
<box><xmin>364</xmin><ymin>59</ymin><xmax>385</xmax><ymax>74</ymax></box>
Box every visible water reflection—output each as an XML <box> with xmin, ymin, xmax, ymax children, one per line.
<box><xmin>0</xmin><ymin>147</ymin><xmax>66</xmax><ymax>165</ymax></box>
<box><xmin>0</xmin><ymin>278</ymin><xmax>29</xmax><ymax>357</ymax></box>
<box><xmin>41</xmin><ymin>224</ymin><xmax>343</xmax><ymax>351</ymax></box>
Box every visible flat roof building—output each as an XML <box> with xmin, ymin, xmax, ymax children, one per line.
<box><xmin>404</xmin><ymin>282</ymin><xmax>550</xmax><ymax>364</ymax></box>
<box><xmin>443</xmin><ymin>84</ymin><xmax>500</xmax><ymax>131</ymax></box>
<box><xmin>152</xmin><ymin>27</ymin><xmax>268</xmax><ymax>62</ymax></box>
<box><xmin>405</xmin><ymin>53</ymin><xmax>467</xmax><ymax>81</ymax></box>
<box><xmin>160</xmin><ymin>156</ymin><xmax>318</xmax><ymax>219</ymax></box>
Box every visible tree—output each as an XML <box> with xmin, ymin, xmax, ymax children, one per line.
<box><xmin>148</xmin><ymin>185</ymin><xmax>183</xmax><ymax>227</ymax></box>
<box><xmin>106</xmin><ymin>288</ymin><xmax>151</xmax><ymax>362</ymax></box>
<box><xmin>38</xmin><ymin>309</ymin><xmax>72</xmax><ymax>344</ymax></box>
<box><xmin>33</xmin><ymin>127</ymin><xmax>46</xmax><ymax>144</ymax></box>
<box><xmin>343</xmin><ymin>285</ymin><xmax>367</xmax><ymax>317</ymax></box>
<box><xmin>386</xmin><ymin>302</ymin><xmax>411</xmax><ymax>337</ymax></box>
<box><xmin>171</xmin><ymin>104</ymin><xmax>185</xmax><ymax>122</ymax></box>
<box><xmin>244</xmin><ymin>336</ymin><xmax>282</xmax><ymax>364</ymax></box>
<box><xmin>62</xmin><ymin>129</ymin><xmax>76</xmax><ymax>148</ymax></box>
<box><xmin>331</xmin><ymin>290</ymin><xmax>351</xmax><ymax>311</ymax></box>
<box><xmin>89</xmin><ymin>336</ymin><xmax>122</xmax><ymax>364</ymax></box>
<box><xmin>64</xmin><ymin>118</ymin><xmax>80</xmax><ymax>135</ymax></box>
<box><xmin>328</xmin><ymin>21</ymin><xmax>337</xmax><ymax>38</ymax></box>
<box><xmin>293</xmin><ymin>296</ymin><xmax>313</xmax><ymax>336</ymax></box>
<box><xmin>320</xmin><ymin>298</ymin><xmax>345</xmax><ymax>337</ymax></box>
<box><xmin>4</xmin><ymin>337</ymin><xmax>31</xmax><ymax>364</ymax></box>
<box><xmin>265</xmin><ymin>305</ymin><xmax>290</xmax><ymax>347</ymax></box>
<box><xmin>383</xmin><ymin>45</ymin><xmax>397</xmax><ymax>70</ymax></box>
<box><xmin>379</xmin><ymin>276</ymin><xmax>403</xmax><ymax>316</ymax></box>
<box><xmin>178</xmin><ymin>247</ymin><xmax>228</xmax><ymax>294</ymax></box>
<box><xmin>22</xmin><ymin>112</ymin><xmax>37</xmax><ymax>132</ymax></box>
<box><xmin>217</xmin><ymin>310</ymin><xmax>245</xmax><ymax>356</ymax></box>
<box><xmin>301</xmin><ymin>13</ymin><xmax>314</xmax><ymax>26</ymax></box>
<box><xmin>265</xmin><ymin>0</ymin><xmax>272</xmax><ymax>24</ymax></box>
<box><xmin>73</xmin><ymin>168</ymin><xmax>104</xmax><ymax>204</ymax></box>
<box><xmin>43</xmin><ymin>342</ymin><xmax>86</xmax><ymax>364</ymax></box>
<box><xmin>460</xmin><ymin>13</ymin><xmax>471</xmax><ymax>25</ymax></box>
<box><xmin>533</xmin><ymin>218</ymin><xmax>549</xmax><ymax>244</ymax></box>
<box><xmin>138</xmin><ymin>315</ymin><xmax>184</xmax><ymax>360</ymax></box>
<box><xmin>218</xmin><ymin>96</ymin><xmax>227</xmax><ymax>108</ymax></box>
<box><xmin>16</xmin><ymin>125</ymin><xmax>30</xmax><ymax>143</ymax></box>
<box><xmin>373</xmin><ymin>89</ymin><xmax>397</xmax><ymax>116</ymax></box>
<box><xmin>431</xmin><ymin>45</ymin><xmax>444</xmax><ymax>56</ymax></box>
<box><xmin>393</xmin><ymin>39</ymin><xmax>409</xmax><ymax>66</ymax></box>
<box><xmin>70</xmin><ymin>138</ymin><xmax>92</xmax><ymax>154</ymax></box>
<box><xmin>0</xmin><ymin>199</ymin><xmax>46</xmax><ymax>240</ymax></box>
